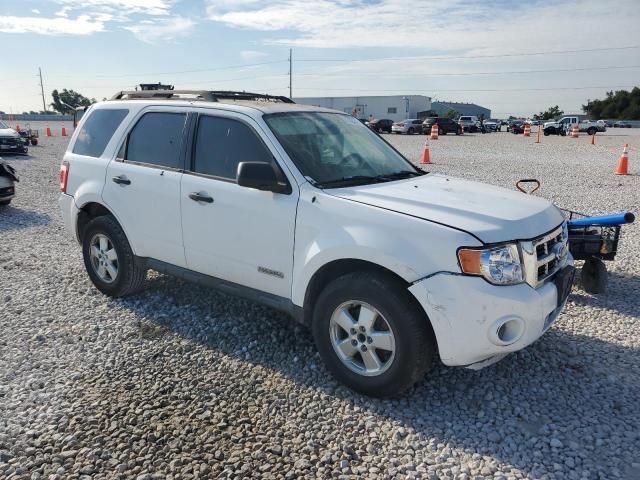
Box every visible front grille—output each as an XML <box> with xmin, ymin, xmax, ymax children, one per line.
<box><xmin>0</xmin><ymin>137</ymin><xmax>19</xmax><ymax>146</ymax></box>
<box><xmin>0</xmin><ymin>186</ymin><xmax>14</xmax><ymax>196</ymax></box>
<box><xmin>533</xmin><ymin>224</ymin><xmax>568</xmax><ymax>285</ymax></box>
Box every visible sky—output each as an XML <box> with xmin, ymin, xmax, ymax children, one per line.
<box><xmin>1</xmin><ymin>0</ymin><xmax>639</xmax><ymax>117</ymax></box>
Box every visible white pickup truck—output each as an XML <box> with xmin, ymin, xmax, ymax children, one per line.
<box><xmin>58</xmin><ymin>90</ymin><xmax>575</xmax><ymax>396</ymax></box>
<box><xmin>543</xmin><ymin>116</ymin><xmax>606</xmax><ymax>136</ymax></box>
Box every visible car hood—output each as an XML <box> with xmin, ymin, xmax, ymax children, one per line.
<box><xmin>0</xmin><ymin>128</ymin><xmax>18</xmax><ymax>138</ymax></box>
<box><xmin>328</xmin><ymin>174</ymin><xmax>564</xmax><ymax>243</ymax></box>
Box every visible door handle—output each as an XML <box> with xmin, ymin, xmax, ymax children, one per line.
<box><xmin>189</xmin><ymin>192</ymin><xmax>214</xmax><ymax>204</ymax></box>
<box><xmin>112</xmin><ymin>175</ymin><xmax>131</xmax><ymax>186</ymax></box>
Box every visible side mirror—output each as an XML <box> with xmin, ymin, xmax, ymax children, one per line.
<box><xmin>237</xmin><ymin>162</ymin><xmax>290</xmax><ymax>194</ymax></box>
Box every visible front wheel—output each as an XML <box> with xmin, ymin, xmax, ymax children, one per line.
<box><xmin>0</xmin><ymin>199</ymin><xmax>11</xmax><ymax>206</ymax></box>
<box><xmin>587</xmin><ymin>127</ymin><xmax>596</xmax><ymax>136</ymax></box>
<box><xmin>312</xmin><ymin>272</ymin><xmax>435</xmax><ymax>397</ymax></box>
<box><xmin>82</xmin><ymin>215</ymin><xmax>147</xmax><ymax>297</ymax></box>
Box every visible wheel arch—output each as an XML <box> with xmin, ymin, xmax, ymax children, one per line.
<box><xmin>76</xmin><ymin>201</ymin><xmax>123</xmax><ymax>244</ymax></box>
<box><xmin>301</xmin><ymin>259</ymin><xmax>436</xmax><ymax>342</ymax></box>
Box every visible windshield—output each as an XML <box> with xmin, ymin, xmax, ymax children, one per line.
<box><xmin>264</xmin><ymin>112</ymin><xmax>422</xmax><ymax>188</ymax></box>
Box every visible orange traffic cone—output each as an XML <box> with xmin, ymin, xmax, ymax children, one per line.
<box><xmin>590</xmin><ymin>133</ymin><xmax>595</xmax><ymax>145</ymax></box>
<box><xmin>615</xmin><ymin>144</ymin><xmax>629</xmax><ymax>175</ymax></box>
<box><xmin>46</xmin><ymin>126</ymin><xmax>52</xmax><ymax>137</ymax></box>
<box><xmin>61</xmin><ymin>127</ymin><xmax>67</xmax><ymax>137</ymax></box>
<box><xmin>523</xmin><ymin>124</ymin><xmax>531</xmax><ymax>137</ymax></box>
<box><xmin>421</xmin><ymin>140</ymin><xmax>432</xmax><ymax>164</ymax></box>
<box><xmin>536</xmin><ymin>125</ymin><xmax>541</xmax><ymax>143</ymax></box>
<box><xmin>430</xmin><ymin>124</ymin><xmax>439</xmax><ymax>140</ymax></box>
<box><xmin>572</xmin><ymin>126</ymin><xmax>579</xmax><ymax>138</ymax></box>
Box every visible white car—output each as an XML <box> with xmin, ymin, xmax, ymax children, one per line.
<box><xmin>0</xmin><ymin>120</ymin><xmax>28</xmax><ymax>155</ymax></box>
<box><xmin>391</xmin><ymin>119</ymin><xmax>423</xmax><ymax>134</ymax></box>
<box><xmin>58</xmin><ymin>90</ymin><xmax>574</xmax><ymax>396</ymax></box>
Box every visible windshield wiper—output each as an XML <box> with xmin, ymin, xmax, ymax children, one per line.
<box><xmin>314</xmin><ymin>175</ymin><xmax>386</xmax><ymax>188</ymax></box>
<box><xmin>315</xmin><ymin>170</ymin><xmax>425</xmax><ymax>188</ymax></box>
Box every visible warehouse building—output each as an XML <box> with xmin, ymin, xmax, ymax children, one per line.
<box><xmin>294</xmin><ymin>95</ymin><xmax>432</xmax><ymax>122</ymax></box>
<box><xmin>431</xmin><ymin>101</ymin><xmax>491</xmax><ymax>119</ymax></box>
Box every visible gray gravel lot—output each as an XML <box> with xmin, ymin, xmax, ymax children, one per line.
<box><xmin>1</xmin><ymin>126</ymin><xmax>639</xmax><ymax>479</ymax></box>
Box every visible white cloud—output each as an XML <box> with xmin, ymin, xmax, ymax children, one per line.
<box><xmin>57</xmin><ymin>0</ymin><xmax>174</xmax><ymax>16</ymax></box>
<box><xmin>240</xmin><ymin>50</ymin><xmax>267</xmax><ymax>60</ymax></box>
<box><xmin>124</xmin><ymin>16</ymin><xmax>195</xmax><ymax>43</ymax></box>
<box><xmin>206</xmin><ymin>0</ymin><xmax>640</xmax><ymax>52</ymax></box>
<box><xmin>0</xmin><ymin>14</ymin><xmax>110</xmax><ymax>35</ymax></box>
<box><xmin>31</xmin><ymin>9</ymin><xmax>40</xmax><ymax>14</ymax></box>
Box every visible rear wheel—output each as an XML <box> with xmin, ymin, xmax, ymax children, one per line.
<box><xmin>312</xmin><ymin>272</ymin><xmax>435</xmax><ymax>397</ymax></box>
<box><xmin>587</xmin><ymin>127</ymin><xmax>596</xmax><ymax>136</ymax></box>
<box><xmin>82</xmin><ymin>215</ymin><xmax>147</xmax><ymax>297</ymax></box>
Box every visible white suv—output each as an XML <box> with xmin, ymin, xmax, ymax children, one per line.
<box><xmin>58</xmin><ymin>90</ymin><xmax>574</xmax><ymax>396</ymax></box>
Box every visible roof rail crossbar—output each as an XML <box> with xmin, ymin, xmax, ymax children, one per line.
<box><xmin>110</xmin><ymin>90</ymin><xmax>295</xmax><ymax>103</ymax></box>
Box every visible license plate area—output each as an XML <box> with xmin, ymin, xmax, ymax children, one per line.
<box><xmin>553</xmin><ymin>265</ymin><xmax>575</xmax><ymax>307</ymax></box>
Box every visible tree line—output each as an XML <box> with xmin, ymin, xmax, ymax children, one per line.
<box><xmin>582</xmin><ymin>87</ymin><xmax>640</xmax><ymax>119</ymax></box>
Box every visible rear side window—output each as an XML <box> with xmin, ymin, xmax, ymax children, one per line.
<box><xmin>193</xmin><ymin>115</ymin><xmax>272</xmax><ymax>180</ymax></box>
<box><xmin>72</xmin><ymin>109</ymin><xmax>128</xmax><ymax>158</ymax></box>
<box><xmin>125</xmin><ymin>112</ymin><xmax>186</xmax><ymax>169</ymax></box>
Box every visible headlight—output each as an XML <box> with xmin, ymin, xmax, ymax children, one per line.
<box><xmin>458</xmin><ymin>244</ymin><xmax>524</xmax><ymax>285</ymax></box>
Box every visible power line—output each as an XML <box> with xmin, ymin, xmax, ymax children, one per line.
<box><xmin>293</xmin><ymin>85</ymin><xmax>637</xmax><ymax>93</ymax></box>
<box><xmin>47</xmin><ymin>60</ymin><xmax>289</xmax><ymax>79</ymax></box>
<box><xmin>294</xmin><ymin>45</ymin><xmax>640</xmax><ymax>63</ymax></box>
<box><xmin>294</xmin><ymin>65</ymin><xmax>640</xmax><ymax>78</ymax></box>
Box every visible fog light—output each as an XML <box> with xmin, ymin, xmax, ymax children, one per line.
<box><xmin>489</xmin><ymin>317</ymin><xmax>524</xmax><ymax>346</ymax></box>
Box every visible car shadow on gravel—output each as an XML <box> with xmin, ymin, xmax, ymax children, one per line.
<box><xmin>571</xmin><ymin>270</ymin><xmax>640</xmax><ymax>318</ymax></box>
<box><xmin>0</xmin><ymin>206</ymin><xmax>51</xmax><ymax>232</ymax></box>
<box><xmin>108</xmin><ymin>274</ymin><xmax>639</xmax><ymax>479</ymax></box>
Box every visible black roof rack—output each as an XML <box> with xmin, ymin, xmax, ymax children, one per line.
<box><xmin>110</xmin><ymin>90</ymin><xmax>295</xmax><ymax>104</ymax></box>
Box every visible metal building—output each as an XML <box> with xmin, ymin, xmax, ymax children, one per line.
<box><xmin>431</xmin><ymin>102</ymin><xmax>491</xmax><ymax>119</ymax></box>
<box><xmin>293</xmin><ymin>95</ymin><xmax>432</xmax><ymax>122</ymax></box>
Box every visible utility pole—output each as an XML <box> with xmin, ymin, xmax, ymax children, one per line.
<box><xmin>288</xmin><ymin>48</ymin><xmax>292</xmax><ymax>99</ymax></box>
<box><xmin>38</xmin><ymin>67</ymin><xmax>47</xmax><ymax>112</ymax></box>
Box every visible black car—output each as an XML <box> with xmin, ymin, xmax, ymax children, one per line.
<box><xmin>421</xmin><ymin>117</ymin><xmax>462</xmax><ymax>135</ymax></box>
<box><xmin>509</xmin><ymin>121</ymin><xmax>526</xmax><ymax>134</ymax></box>
<box><xmin>613</xmin><ymin>121</ymin><xmax>632</xmax><ymax>128</ymax></box>
<box><xmin>367</xmin><ymin>118</ymin><xmax>394</xmax><ymax>133</ymax></box>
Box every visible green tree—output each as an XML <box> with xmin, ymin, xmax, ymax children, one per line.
<box><xmin>533</xmin><ymin>105</ymin><xmax>563</xmax><ymax>121</ymax></box>
<box><xmin>50</xmin><ymin>89</ymin><xmax>96</xmax><ymax>115</ymax></box>
<box><xmin>582</xmin><ymin>87</ymin><xmax>640</xmax><ymax>119</ymax></box>
<box><xmin>444</xmin><ymin>109</ymin><xmax>458</xmax><ymax>119</ymax></box>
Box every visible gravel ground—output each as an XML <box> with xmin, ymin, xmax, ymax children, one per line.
<box><xmin>1</xmin><ymin>126</ymin><xmax>639</xmax><ymax>479</ymax></box>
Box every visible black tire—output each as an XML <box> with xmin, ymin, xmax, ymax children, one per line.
<box><xmin>456</xmin><ymin>127</ymin><xmax>462</xmax><ymax>135</ymax></box>
<box><xmin>31</xmin><ymin>139</ymin><xmax>38</xmax><ymax>146</ymax></box>
<box><xmin>544</xmin><ymin>129</ymin><xmax>551</xmax><ymax>136</ymax></box>
<box><xmin>581</xmin><ymin>257</ymin><xmax>607</xmax><ymax>294</ymax></box>
<box><xmin>82</xmin><ymin>215</ymin><xmax>147</xmax><ymax>297</ymax></box>
<box><xmin>312</xmin><ymin>272</ymin><xmax>435</xmax><ymax>397</ymax></box>
<box><xmin>587</xmin><ymin>127</ymin><xmax>596</xmax><ymax>136</ymax></box>
<box><xmin>0</xmin><ymin>199</ymin><xmax>11</xmax><ymax>206</ymax></box>
<box><xmin>408</xmin><ymin>128</ymin><xmax>415</xmax><ymax>134</ymax></box>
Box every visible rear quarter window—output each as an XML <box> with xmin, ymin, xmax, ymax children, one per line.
<box><xmin>72</xmin><ymin>109</ymin><xmax>128</xmax><ymax>158</ymax></box>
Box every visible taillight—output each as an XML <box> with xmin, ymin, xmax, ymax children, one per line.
<box><xmin>59</xmin><ymin>161</ymin><xmax>70</xmax><ymax>193</ymax></box>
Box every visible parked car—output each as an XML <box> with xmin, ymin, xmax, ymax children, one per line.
<box><xmin>58</xmin><ymin>89</ymin><xmax>574</xmax><ymax>397</ymax></box>
<box><xmin>613</xmin><ymin>121</ymin><xmax>632</xmax><ymax>128</ymax></box>
<box><xmin>367</xmin><ymin>118</ymin><xmax>394</xmax><ymax>133</ymax></box>
<box><xmin>483</xmin><ymin>121</ymin><xmax>498</xmax><ymax>132</ymax></box>
<box><xmin>509</xmin><ymin>120</ymin><xmax>526</xmax><ymax>134</ymax></box>
<box><xmin>543</xmin><ymin>117</ymin><xmax>606</xmax><ymax>136</ymax></box>
<box><xmin>0</xmin><ymin>159</ymin><xmax>18</xmax><ymax>206</ymax></box>
<box><xmin>0</xmin><ymin>120</ymin><xmax>28</xmax><ymax>155</ymax></box>
<box><xmin>421</xmin><ymin>117</ymin><xmax>462</xmax><ymax>135</ymax></box>
<box><xmin>601</xmin><ymin>120</ymin><xmax>613</xmax><ymax>127</ymax></box>
<box><xmin>458</xmin><ymin>116</ymin><xmax>479</xmax><ymax>133</ymax></box>
<box><xmin>391</xmin><ymin>119</ymin><xmax>423</xmax><ymax>134</ymax></box>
